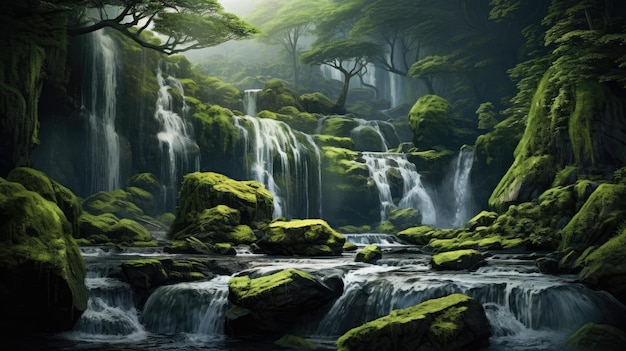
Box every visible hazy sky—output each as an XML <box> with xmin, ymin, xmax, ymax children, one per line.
<box><xmin>220</xmin><ymin>0</ymin><xmax>262</xmax><ymax>16</ymax></box>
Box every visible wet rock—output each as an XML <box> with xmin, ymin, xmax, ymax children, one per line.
<box><xmin>355</xmin><ymin>245</ymin><xmax>382</xmax><ymax>264</ymax></box>
<box><xmin>0</xmin><ymin>178</ymin><xmax>88</xmax><ymax>337</ymax></box>
<box><xmin>257</xmin><ymin>219</ymin><xmax>346</xmax><ymax>256</ymax></box>
<box><xmin>431</xmin><ymin>249</ymin><xmax>485</xmax><ymax>271</ymax></box>
<box><xmin>226</xmin><ymin>268</ymin><xmax>343</xmax><ymax>336</ymax></box>
<box><xmin>565</xmin><ymin>322</ymin><xmax>626</xmax><ymax>350</ymax></box>
<box><xmin>337</xmin><ymin>293</ymin><xmax>491</xmax><ymax>351</ymax></box>
<box><xmin>78</xmin><ymin>212</ymin><xmax>154</xmax><ymax>246</ymax></box>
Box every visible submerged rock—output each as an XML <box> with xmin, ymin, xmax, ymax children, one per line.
<box><xmin>257</xmin><ymin>219</ymin><xmax>346</xmax><ymax>256</ymax></box>
<box><xmin>355</xmin><ymin>245</ymin><xmax>382</xmax><ymax>264</ymax></box>
<box><xmin>0</xmin><ymin>178</ymin><xmax>88</xmax><ymax>337</ymax></box>
<box><xmin>565</xmin><ymin>322</ymin><xmax>626</xmax><ymax>351</ymax></box>
<box><xmin>226</xmin><ymin>268</ymin><xmax>343</xmax><ymax>336</ymax></box>
<box><xmin>337</xmin><ymin>293</ymin><xmax>490</xmax><ymax>351</ymax></box>
<box><xmin>431</xmin><ymin>249</ymin><xmax>485</xmax><ymax>271</ymax></box>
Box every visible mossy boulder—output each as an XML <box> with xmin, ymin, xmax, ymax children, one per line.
<box><xmin>258</xmin><ymin>79</ymin><xmax>303</xmax><ymax>112</ymax></box>
<box><xmin>313</xmin><ymin>134</ymin><xmax>355</xmax><ymax>150</ymax></box>
<box><xmin>226</xmin><ymin>268</ymin><xmax>343</xmax><ymax>336</ymax></box>
<box><xmin>170</xmin><ymin>172</ymin><xmax>273</xmax><ymax>238</ymax></box>
<box><xmin>387</xmin><ymin>208</ymin><xmax>423</xmax><ymax>232</ymax></box>
<box><xmin>275</xmin><ymin>334</ymin><xmax>317</xmax><ymax>350</ymax></box>
<box><xmin>82</xmin><ymin>189</ymin><xmax>144</xmax><ymax>220</ymax></box>
<box><xmin>565</xmin><ymin>323</ymin><xmax>626</xmax><ymax>351</ymax></box>
<box><xmin>78</xmin><ymin>212</ymin><xmax>153</xmax><ymax>246</ymax></box>
<box><xmin>259</xmin><ymin>109</ymin><xmax>319</xmax><ymax>134</ymax></box>
<box><xmin>355</xmin><ymin>245</ymin><xmax>382</xmax><ymax>264</ymax></box>
<box><xmin>300</xmin><ymin>92</ymin><xmax>335</xmax><ymax>114</ymax></box>
<box><xmin>126</xmin><ymin>173</ymin><xmax>164</xmax><ymax>215</ymax></box>
<box><xmin>170</xmin><ymin>205</ymin><xmax>256</xmax><ymax>246</ymax></box>
<box><xmin>397</xmin><ymin>225</ymin><xmax>438</xmax><ymax>245</ymax></box>
<box><xmin>405</xmin><ymin>149</ymin><xmax>456</xmax><ymax>183</ymax></box>
<box><xmin>0</xmin><ymin>178</ymin><xmax>88</xmax><ymax>336</ymax></box>
<box><xmin>560</xmin><ymin>184</ymin><xmax>626</xmax><ymax>251</ymax></box>
<box><xmin>336</xmin><ymin>294</ymin><xmax>491</xmax><ymax>351</ymax></box>
<box><xmin>465</xmin><ymin>211</ymin><xmax>498</xmax><ymax>231</ymax></box>
<box><xmin>578</xmin><ymin>227</ymin><xmax>626</xmax><ymax>305</ymax></box>
<box><xmin>318</xmin><ymin>116</ymin><xmax>359</xmax><ymax>137</ymax></box>
<box><xmin>6</xmin><ymin>167</ymin><xmax>83</xmax><ymax>235</ymax></box>
<box><xmin>257</xmin><ymin>219</ymin><xmax>346</xmax><ymax>256</ymax></box>
<box><xmin>408</xmin><ymin>95</ymin><xmax>474</xmax><ymax>150</ymax></box>
<box><xmin>431</xmin><ymin>249</ymin><xmax>485</xmax><ymax>271</ymax></box>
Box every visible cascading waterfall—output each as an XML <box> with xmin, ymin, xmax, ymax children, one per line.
<box><xmin>315</xmin><ymin>262</ymin><xmax>626</xmax><ymax>349</ymax></box>
<box><xmin>352</xmin><ymin>118</ymin><xmax>401</xmax><ymax>151</ymax></box>
<box><xmin>84</xmin><ymin>29</ymin><xmax>121</xmax><ymax>193</ymax></box>
<box><xmin>243</xmin><ymin>89</ymin><xmax>262</xmax><ymax>117</ymax></box>
<box><xmin>233</xmin><ymin>115</ymin><xmax>322</xmax><ymax>219</ymax></box>
<box><xmin>64</xmin><ymin>267</ymin><xmax>146</xmax><ymax>342</ymax></box>
<box><xmin>155</xmin><ymin>63</ymin><xmax>200</xmax><ymax>207</ymax></box>
<box><xmin>141</xmin><ymin>276</ymin><xmax>230</xmax><ymax>335</ymax></box>
<box><xmin>451</xmin><ymin>147</ymin><xmax>475</xmax><ymax>227</ymax></box>
<box><xmin>362</xmin><ymin>152</ymin><xmax>436</xmax><ymax>225</ymax></box>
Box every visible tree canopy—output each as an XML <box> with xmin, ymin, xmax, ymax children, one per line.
<box><xmin>68</xmin><ymin>0</ymin><xmax>258</xmax><ymax>54</ymax></box>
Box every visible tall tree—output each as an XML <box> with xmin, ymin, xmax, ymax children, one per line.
<box><xmin>301</xmin><ymin>39</ymin><xmax>382</xmax><ymax>113</ymax></box>
<box><xmin>246</xmin><ymin>0</ymin><xmax>329</xmax><ymax>88</ymax></box>
<box><xmin>68</xmin><ymin>0</ymin><xmax>258</xmax><ymax>54</ymax></box>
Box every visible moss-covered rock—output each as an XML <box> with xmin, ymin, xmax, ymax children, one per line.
<box><xmin>257</xmin><ymin>219</ymin><xmax>346</xmax><ymax>256</ymax></box>
<box><xmin>258</xmin><ymin>79</ymin><xmax>303</xmax><ymax>113</ymax></box>
<box><xmin>78</xmin><ymin>212</ymin><xmax>153</xmax><ymax>245</ymax></box>
<box><xmin>355</xmin><ymin>245</ymin><xmax>382</xmax><ymax>264</ymax></box>
<box><xmin>431</xmin><ymin>249</ymin><xmax>485</xmax><ymax>271</ymax></box>
<box><xmin>82</xmin><ymin>189</ymin><xmax>145</xmax><ymax>220</ymax></box>
<box><xmin>275</xmin><ymin>334</ymin><xmax>317</xmax><ymax>350</ymax></box>
<box><xmin>578</xmin><ymin>227</ymin><xmax>626</xmax><ymax>305</ymax></box>
<box><xmin>336</xmin><ymin>294</ymin><xmax>490</xmax><ymax>351</ymax></box>
<box><xmin>387</xmin><ymin>208</ymin><xmax>423</xmax><ymax>232</ymax></box>
<box><xmin>465</xmin><ymin>211</ymin><xmax>498</xmax><ymax>231</ymax></box>
<box><xmin>565</xmin><ymin>323</ymin><xmax>626</xmax><ymax>351</ymax></box>
<box><xmin>300</xmin><ymin>92</ymin><xmax>335</xmax><ymax>114</ymax></box>
<box><xmin>405</xmin><ymin>149</ymin><xmax>456</xmax><ymax>183</ymax></box>
<box><xmin>0</xmin><ymin>178</ymin><xmax>88</xmax><ymax>336</ymax></box>
<box><xmin>397</xmin><ymin>225</ymin><xmax>438</xmax><ymax>245</ymax></box>
<box><xmin>126</xmin><ymin>173</ymin><xmax>164</xmax><ymax>215</ymax></box>
<box><xmin>408</xmin><ymin>95</ymin><xmax>474</xmax><ymax>151</ymax></box>
<box><xmin>313</xmin><ymin>134</ymin><xmax>355</xmax><ymax>150</ymax></box>
<box><xmin>226</xmin><ymin>268</ymin><xmax>343</xmax><ymax>336</ymax></box>
<box><xmin>318</xmin><ymin>116</ymin><xmax>360</xmax><ymax>137</ymax></box>
<box><xmin>170</xmin><ymin>172</ymin><xmax>273</xmax><ymax>238</ymax></box>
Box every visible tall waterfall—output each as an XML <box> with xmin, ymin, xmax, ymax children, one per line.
<box><xmin>362</xmin><ymin>152</ymin><xmax>436</xmax><ymax>225</ymax></box>
<box><xmin>85</xmin><ymin>29</ymin><xmax>121</xmax><ymax>193</ymax></box>
<box><xmin>451</xmin><ymin>147</ymin><xmax>475</xmax><ymax>227</ymax></box>
<box><xmin>233</xmin><ymin>115</ymin><xmax>322</xmax><ymax>219</ymax></box>
<box><xmin>243</xmin><ymin>89</ymin><xmax>262</xmax><ymax>117</ymax></box>
<box><xmin>155</xmin><ymin>63</ymin><xmax>200</xmax><ymax>207</ymax></box>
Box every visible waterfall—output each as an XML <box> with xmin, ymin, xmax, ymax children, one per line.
<box><xmin>141</xmin><ymin>276</ymin><xmax>230</xmax><ymax>335</ymax></box>
<box><xmin>352</xmin><ymin>118</ymin><xmax>401</xmax><ymax>152</ymax></box>
<box><xmin>233</xmin><ymin>116</ymin><xmax>322</xmax><ymax>219</ymax></box>
<box><xmin>85</xmin><ymin>29</ymin><xmax>121</xmax><ymax>193</ymax></box>
<box><xmin>343</xmin><ymin>233</ymin><xmax>411</xmax><ymax>247</ymax></box>
<box><xmin>63</xmin><ymin>268</ymin><xmax>146</xmax><ymax>342</ymax></box>
<box><xmin>315</xmin><ymin>264</ymin><xmax>626</xmax><ymax>343</ymax></box>
<box><xmin>362</xmin><ymin>152</ymin><xmax>436</xmax><ymax>225</ymax></box>
<box><xmin>452</xmin><ymin>147</ymin><xmax>475</xmax><ymax>227</ymax></box>
<box><xmin>155</xmin><ymin>63</ymin><xmax>200</xmax><ymax>207</ymax></box>
<box><xmin>243</xmin><ymin>89</ymin><xmax>262</xmax><ymax>117</ymax></box>
<box><xmin>320</xmin><ymin>65</ymin><xmax>343</xmax><ymax>82</ymax></box>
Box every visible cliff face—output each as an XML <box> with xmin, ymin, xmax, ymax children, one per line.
<box><xmin>0</xmin><ymin>2</ymin><xmax>71</xmax><ymax>177</ymax></box>
<box><xmin>490</xmin><ymin>68</ymin><xmax>626</xmax><ymax>211</ymax></box>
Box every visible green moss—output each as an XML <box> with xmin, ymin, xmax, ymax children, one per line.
<box><xmin>338</xmin><ymin>225</ymin><xmax>372</xmax><ymax>234</ymax></box>
<box><xmin>569</xmin><ymin>82</ymin><xmax>605</xmax><ymax>167</ymax></box>
<box><xmin>78</xmin><ymin>212</ymin><xmax>152</xmax><ymax>244</ymax></box>
<box><xmin>397</xmin><ymin>225</ymin><xmax>437</xmax><ymax>245</ymax></box>
<box><xmin>259</xmin><ymin>219</ymin><xmax>346</xmax><ymax>256</ymax></box>
<box><xmin>82</xmin><ymin>189</ymin><xmax>144</xmax><ymax>220</ymax></box>
<box><xmin>355</xmin><ymin>245</ymin><xmax>382</xmax><ymax>263</ymax></box>
<box><xmin>313</xmin><ymin>135</ymin><xmax>355</xmax><ymax>150</ymax></box>
<box><xmin>432</xmin><ymin>249</ymin><xmax>481</xmax><ymax>266</ymax></box>
<box><xmin>229</xmin><ymin>268</ymin><xmax>315</xmax><ymax>302</ymax></box>
<box><xmin>337</xmin><ymin>294</ymin><xmax>486</xmax><ymax>351</ymax></box>
<box><xmin>565</xmin><ymin>323</ymin><xmax>626</xmax><ymax>350</ymax></box>
<box><xmin>579</xmin><ymin>227</ymin><xmax>626</xmax><ymax>286</ymax></box>
<box><xmin>301</xmin><ymin>92</ymin><xmax>335</xmax><ymax>114</ymax></box>
<box><xmin>275</xmin><ymin>334</ymin><xmax>317</xmax><ymax>350</ymax></box>
<box><xmin>318</xmin><ymin>116</ymin><xmax>359</xmax><ymax>137</ymax></box>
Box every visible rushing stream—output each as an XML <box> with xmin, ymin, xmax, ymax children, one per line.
<box><xmin>7</xmin><ymin>235</ymin><xmax>625</xmax><ymax>351</ymax></box>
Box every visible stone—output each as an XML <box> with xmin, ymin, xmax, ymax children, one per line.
<box><xmin>257</xmin><ymin>219</ymin><xmax>346</xmax><ymax>256</ymax></box>
<box><xmin>431</xmin><ymin>249</ymin><xmax>485</xmax><ymax>271</ymax></box>
<box><xmin>565</xmin><ymin>323</ymin><xmax>626</xmax><ymax>351</ymax></box>
<box><xmin>337</xmin><ymin>294</ymin><xmax>491</xmax><ymax>351</ymax></box>
<box><xmin>355</xmin><ymin>245</ymin><xmax>382</xmax><ymax>264</ymax></box>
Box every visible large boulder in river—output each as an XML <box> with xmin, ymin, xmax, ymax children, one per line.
<box><xmin>565</xmin><ymin>322</ymin><xmax>626</xmax><ymax>351</ymax></box>
<box><xmin>337</xmin><ymin>293</ymin><xmax>491</xmax><ymax>351</ymax></box>
<box><xmin>226</xmin><ymin>268</ymin><xmax>343</xmax><ymax>336</ymax></box>
<box><xmin>431</xmin><ymin>249</ymin><xmax>486</xmax><ymax>271</ymax></box>
<box><xmin>77</xmin><ymin>212</ymin><xmax>154</xmax><ymax>246</ymax></box>
<box><xmin>170</xmin><ymin>172</ymin><xmax>273</xmax><ymax>240</ymax></box>
<box><xmin>257</xmin><ymin>219</ymin><xmax>346</xmax><ymax>256</ymax></box>
<box><xmin>355</xmin><ymin>245</ymin><xmax>382</xmax><ymax>264</ymax></box>
<box><xmin>0</xmin><ymin>178</ymin><xmax>88</xmax><ymax>337</ymax></box>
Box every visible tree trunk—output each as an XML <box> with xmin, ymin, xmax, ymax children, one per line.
<box><xmin>333</xmin><ymin>72</ymin><xmax>352</xmax><ymax>114</ymax></box>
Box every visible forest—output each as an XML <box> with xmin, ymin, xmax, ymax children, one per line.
<box><xmin>1</xmin><ymin>0</ymin><xmax>626</xmax><ymax>350</ymax></box>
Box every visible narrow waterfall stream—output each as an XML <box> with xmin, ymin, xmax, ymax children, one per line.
<box><xmin>233</xmin><ymin>115</ymin><xmax>322</xmax><ymax>219</ymax></box>
<box><xmin>362</xmin><ymin>152</ymin><xmax>437</xmax><ymax>225</ymax></box>
<box><xmin>452</xmin><ymin>147</ymin><xmax>475</xmax><ymax>227</ymax></box>
<box><xmin>84</xmin><ymin>29</ymin><xmax>121</xmax><ymax>193</ymax></box>
<box><xmin>155</xmin><ymin>63</ymin><xmax>200</xmax><ymax>207</ymax></box>
<box><xmin>243</xmin><ymin>89</ymin><xmax>262</xmax><ymax>117</ymax></box>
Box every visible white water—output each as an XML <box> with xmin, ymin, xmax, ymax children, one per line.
<box><xmin>452</xmin><ymin>147</ymin><xmax>475</xmax><ymax>227</ymax></box>
<box><xmin>362</xmin><ymin>152</ymin><xmax>436</xmax><ymax>225</ymax></box>
<box><xmin>141</xmin><ymin>276</ymin><xmax>230</xmax><ymax>335</ymax></box>
<box><xmin>85</xmin><ymin>30</ymin><xmax>121</xmax><ymax>193</ymax></box>
<box><xmin>243</xmin><ymin>89</ymin><xmax>262</xmax><ymax>117</ymax></box>
<box><xmin>343</xmin><ymin>233</ymin><xmax>412</xmax><ymax>248</ymax></box>
<box><xmin>155</xmin><ymin>63</ymin><xmax>200</xmax><ymax>206</ymax></box>
<box><xmin>233</xmin><ymin>115</ymin><xmax>322</xmax><ymax>219</ymax></box>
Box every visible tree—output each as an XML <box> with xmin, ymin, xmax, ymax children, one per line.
<box><xmin>246</xmin><ymin>0</ymin><xmax>329</xmax><ymax>88</ymax></box>
<box><xmin>68</xmin><ymin>0</ymin><xmax>258</xmax><ymax>55</ymax></box>
<box><xmin>301</xmin><ymin>39</ymin><xmax>382</xmax><ymax>113</ymax></box>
